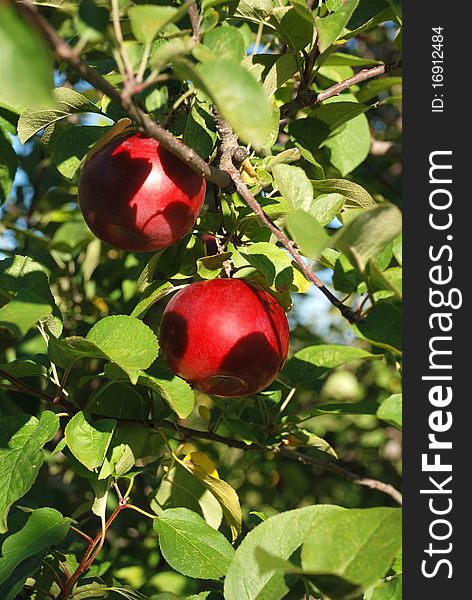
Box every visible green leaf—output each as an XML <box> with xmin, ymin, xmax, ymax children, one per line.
<box><xmin>151</xmin><ymin>234</ymin><xmax>204</xmax><ymax>280</ymax></box>
<box><xmin>286</xmin><ymin>428</ymin><xmax>337</xmax><ymax>457</ymax></box>
<box><xmin>0</xmin><ymin>357</ymin><xmax>49</xmax><ymax>379</ymax></box>
<box><xmin>344</xmin><ymin>1</ymin><xmax>394</xmax><ymax>39</ymax></box>
<box><xmin>0</xmin><ymin>130</ymin><xmax>17</xmax><ymax>203</ymax></box>
<box><xmin>153</xmin><ymin>508</ymin><xmax>234</xmax><ymax>580</ymax></box>
<box><xmin>288</xmin><ymin>100</ymin><xmax>370</xmax><ymax>174</ymax></box>
<box><xmin>87</xmin><ymin>381</ymin><xmax>151</xmax><ymax>420</ymax></box>
<box><xmin>49</xmin><ymin>315</ymin><xmax>159</xmax><ymax>384</ymax></box>
<box><xmin>366</xmin><ymin>575</ymin><xmax>402</xmax><ymax>600</ymax></box>
<box><xmin>235</xmin><ymin>0</ymin><xmax>275</xmax><ymax>23</ymax></box>
<box><xmin>50</xmin><ymin>217</ymin><xmax>93</xmax><ymax>254</ymax></box>
<box><xmin>270</xmin><ymin>6</ymin><xmax>313</xmax><ymax>52</ymax></box>
<box><xmin>150</xmin><ymin>37</ymin><xmax>195</xmax><ymax>73</ymax></box>
<box><xmin>310</xmin><ymin>399</ymin><xmax>380</xmax><ymax>417</ymax></box>
<box><xmin>76</xmin><ymin>0</ymin><xmax>109</xmax><ymax>42</ymax></box>
<box><xmin>285</xmin><ymin>210</ymin><xmax>329</xmax><ymax>259</ymax></box>
<box><xmin>366</xmin><ymin>263</ymin><xmax>402</xmax><ymax>300</ymax></box>
<box><xmin>131</xmin><ymin>281</ymin><xmax>175</xmax><ymax>319</ymax></box>
<box><xmin>17</xmin><ymin>87</ymin><xmax>101</xmax><ymax>144</ymax></box>
<box><xmin>284</xmin><ymin>345</ymin><xmax>374</xmax><ymax>387</ymax></box>
<box><xmin>354</xmin><ymin>301</ymin><xmax>402</xmax><ymax>354</ymax></box>
<box><xmin>177</xmin><ymin>454</ymin><xmax>242</xmax><ymax>541</ymax></box>
<box><xmin>392</xmin><ymin>233</ymin><xmax>402</xmax><ymax>265</ymax></box>
<box><xmin>0</xmin><ymin>289</ymin><xmax>52</xmax><ymax>338</ymax></box>
<box><xmin>128</xmin><ymin>5</ymin><xmax>179</xmax><ymax>44</ymax></box>
<box><xmin>52</xmin><ymin>125</ymin><xmax>111</xmax><ymax>179</ymax></box>
<box><xmin>138</xmin><ymin>369</ymin><xmax>195</xmax><ymax>419</ymax></box>
<box><xmin>357</xmin><ymin>77</ymin><xmax>402</xmax><ymax>103</ymax></box>
<box><xmin>323</xmin><ymin>98</ymin><xmax>371</xmax><ymax>176</ymax></box>
<box><xmin>301</xmin><ymin>508</ymin><xmax>402</xmax><ymax>596</ymax></box>
<box><xmin>316</xmin><ymin>0</ymin><xmax>360</xmax><ymax>53</ymax></box>
<box><xmin>312</xmin><ymin>178</ymin><xmax>377</xmax><ymax>210</ymax></box>
<box><xmin>90</xmin><ymin>477</ymin><xmax>112</xmax><ymax>518</ymax></box>
<box><xmin>101</xmin><ymin>423</ymin><xmax>150</xmax><ymax>478</ymax></box>
<box><xmin>183</xmin><ymin>100</ymin><xmax>217</xmax><ymax>160</ymax></box>
<box><xmin>151</xmin><ymin>462</ymin><xmax>223</xmax><ymax>531</ymax></box>
<box><xmin>0</xmin><ymin>3</ymin><xmax>53</xmax><ymax>113</ymax></box>
<box><xmin>197</xmin><ymin>253</ymin><xmax>232</xmax><ymax>280</ymax></box>
<box><xmin>240</xmin><ymin>242</ymin><xmax>293</xmax><ymax>292</ymax></box>
<box><xmin>377</xmin><ymin>394</ymin><xmax>402</xmax><ymax>430</ymax></box>
<box><xmin>334</xmin><ymin>204</ymin><xmax>402</xmax><ymax>272</ymax></box>
<box><xmin>65</xmin><ymin>411</ymin><xmax>116</xmax><ymax>472</ymax></box>
<box><xmin>310</xmin><ymin>193</ymin><xmax>344</xmax><ymax>226</ymax></box>
<box><xmin>242</xmin><ymin>54</ymin><xmax>298</xmax><ymax>98</ymax></box>
<box><xmin>189</xmin><ymin>59</ymin><xmax>272</xmax><ymax>149</ymax></box>
<box><xmin>224</xmin><ymin>505</ymin><xmax>343</xmax><ymax>600</ymax></box>
<box><xmin>0</xmin><ymin>508</ymin><xmax>70</xmax><ymax>592</ymax></box>
<box><xmin>237</xmin><ymin>196</ymin><xmax>292</xmax><ymax>235</ymax></box>
<box><xmin>262</xmin><ymin>97</ymin><xmax>280</xmax><ymax>150</ymax></box>
<box><xmin>309</xmin><ymin>99</ymin><xmax>371</xmax><ymax>133</ymax></box>
<box><xmin>0</xmin><ymin>254</ymin><xmax>58</xmax><ymax>308</ymax></box>
<box><xmin>203</xmin><ymin>26</ymin><xmax>245</xmax><ymax>63</ymax></box>
<box><xmin>272</xmin><ymin>164</ymin><xmax>313</xmax><ymax>211</ymax></box>
<box><xmin>322</xmin><ymin>52</ymin><xmax>381</xmax><ymax>67</ymax></box>
<box><xmin>331</xmin><ymin>251</ymin><xmax>362</xmax><ymax>292</ymax></box>
<box><xmin>0</xmin><ymin>412</ymin><xmax>59</xmax><ymax>533</ymax></box>
<box><xmin>69</xmin><ymin>583</ymin><xmax>108</xmax><ymax>600</ymax></box>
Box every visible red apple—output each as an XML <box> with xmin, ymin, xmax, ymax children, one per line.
<box><xmin>78</xmin><ymin>132</ymin><xmax>206</xmax><ymax>252</ymax></box>
<box><xmin>159</xmin><ymin>279</ymin><xmax>290</xmax><ymax>397</ymax></box>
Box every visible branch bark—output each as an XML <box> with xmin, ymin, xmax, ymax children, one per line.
<box><xmin>160</xmin><ymin>421</ymin><xmax>402</xmax><ymax>506</ymax></box>
<box><xmin>280</xmin><ymin>63</ymin><xmax>392</xmax><ymax>119</ymax></box>
<box><xmin>0</xmin><ymin>367</ymin><xmax>62</xmax><ymax>404</ymax></box>
<box><xmin>215</xmin><ymin>114</ymin><xmax>362</xmax><ymax>323</ymax></box>
<box><xmin>15</xmin><ymin>0</ymin><xmax>231</xmax><ymax>189</ymax></box>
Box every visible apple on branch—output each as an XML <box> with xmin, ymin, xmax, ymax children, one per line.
<box><xmin>78</xmin><ymin>132</ymin><xmax>206</xmax><ymax>252</ymax></box>
<box><xmin>159</xmin><ymin>278</ymin><xmax>290</xmax><ymax>397</ymax></box>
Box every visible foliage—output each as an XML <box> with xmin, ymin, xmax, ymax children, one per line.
<box><xmin>0</xmin><ymin>1</ymin><xmax>402</xmax><ymax>599</ymax></box>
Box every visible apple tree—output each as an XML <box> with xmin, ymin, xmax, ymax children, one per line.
<box><xmin>0</xmin><ymin>1</ymin><xmax>402</xmax><ymax>599</ymax></box>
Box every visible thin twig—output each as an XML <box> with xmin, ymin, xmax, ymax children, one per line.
<box><xmin>276</xmin><ymin>446</ymin><xmax>403</xmax><ymax>506</ymax></box>
<box><xmin>60</xmin><ymin>503</ymin><xmax>124</xmax><ymax>598</ymax></box>
<box><xmin>70</xmin><ymin>525</ymin><xmax>93</xmax><ymax>545</ymax></box>
<box><xmin>15</xmin><ymin>0</ymin><xmax>385</xmax><ymax>324</ymax></box>
<box><xmin>188</xmin><ymin>2</ymin><xmax>201</xmax><ymax>42</ymax></box>
<box><xmin>15</xmin><ymin>0</ymin><xmax>231</xmax><ymax>189</ymax></box>
<box><xmin>0</xmin><ymin>368</ymin><xmax>57</xmax><ymax>404</ymax></box>
<box><xmin>125</xmin><ymin>504</ymin><xmax>157</xmax><ymax>520</ymax></box>
<box><xmin>215</xmin><ymin>116</ymin><xmax>362</xmax><ymax>324</ymax></box>
<box><xmin>41</xmin><ymin>558</ymin><xmax>65</xmax><ymax>592</ymax></box>
<box><xmin>52</xmin><ymin>358</ymin><xmax>79</xmax><ymax>404</ymax></box>
<box><xmin>280</xmin><ymin>63</ymin><xmax>393</xmax><ymax>118</ymax></box>
<box><xmin>111</xmin><ymin>0</ymin><xmax>135</xmax><ymax>87</ymax></box>
<box><xmin>157</xmin><ymin>421</ymin><xmax>402</xmax><ymax>505</ymax></box>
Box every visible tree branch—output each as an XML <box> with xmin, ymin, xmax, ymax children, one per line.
<box><xmin>276</xmin><ymin>447</ymin><xmax>403</xmax><ymax>506</ymax></box>
<box><xmin>17</xmin><ymin>0</ymin><xmax>360</xmax><ymax>322</ymax></box>
<box><xmin>215</xmin><ymin>115</ymin><xmax>361</xmax><ymax>324</ymax></box>
<box><xmin>0</xmin><ymin>367</ymin><xmax>76</xmax><ymax>413</ymax></box>
<box><xmin>280</xmin><ymin>63</ymin><xmax>393</xmax><ymax>119</ymax></box>
<box><xmin>188</xmin><ymin>2</ymin><xmax>201</xmax><ymax>42</ymax></box>
<box><xmin>159</xmin><ymin>421</ymin><xmax>402</xmax><ymax>506</ymax></box>
<box><xmin>0</xmin><ymin>367</ymin><xmax>58</xmax><ymax>403</ymax></box>
<box><xmin>110</xmin><ymin>0</ymin><xmax>135</xmax><ymax>88</ymax></box>
<box><xmin>15</xmin><ymin>0</ymin><xmax>231</xmax><ymax>189</ymax></box>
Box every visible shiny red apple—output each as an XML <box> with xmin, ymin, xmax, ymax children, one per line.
<box><xmin>78</xmin><ymin>132</ymin><xmax>206</xmax><ymax>252</ymax></box>
<box><xmin>159</xmin><ymin>279</ymin><xmax>290</xmax><ymax>397</ymax></box>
